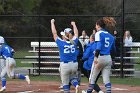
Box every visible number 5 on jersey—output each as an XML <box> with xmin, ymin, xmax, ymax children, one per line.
<box><xmin>105</xmin><ymin>37</ymin><xmax>110</xmax><ymax>47</ymax></box>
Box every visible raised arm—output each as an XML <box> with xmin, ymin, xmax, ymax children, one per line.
<box><xmin>71</xmin><ymin>21</ymin><xmax>78</xmax><ymax>38</ymax></box>
<box><xmin>51</xmin><ymin>19</ymin><xmax>58</xmax><ymax>41</ymax></box>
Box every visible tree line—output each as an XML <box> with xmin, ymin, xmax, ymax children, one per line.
<box><xmin>0</xmin><ymin>0</ymin><xmax>139</xmax><ymax>42</ymax></box>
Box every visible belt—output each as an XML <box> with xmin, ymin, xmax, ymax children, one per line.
<box><xmin>5</xmin><ymin>57</ymin><xmax>13</xmax><ymax>59</ymax></box>
<box><xmin>63</xmin><ymin>60</ymin><xmax>77</xmax><ymax>63</ymax></box>
<box><xmin>100</xmin><ymin>54</ymin><xmax>109</xmax><ymax>56</ymax></box>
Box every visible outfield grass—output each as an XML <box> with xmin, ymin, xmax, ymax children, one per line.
<box><xmin>21</xmin><ymin>76</ymin><xmax>140</xmax><ymax>86</ymax></box>
<box><xmin>134</xmin><ymin>52</ymin><xmax>140</xmax><ymax>70</ymax></box>
<box><xmin>30</xmin><ymin>75</ymin><xmax>61</xmax><ymax>81</ymax></box>
<box><xmin>135</xmin><ymin>64</ymin><xmax>140</xmax><ymax>70</ymax></box>
<box><xmin>82</xmin><ymin>77</ymin><xmax>140</xmax><ymax>86</ymax></box>
<box><xmin>14</xmin><ymin>50</ymin><xmax>35</xmax><ymax>67</ymax></box>
<box><xmin>14</xmin><ymin>50</ymin><xmax>34</xmax><ymax>58</ymax></box>
<box><xmin>110</xmin><ymin>77</ymin><xmax>140</xmax><ymax>86</ymax></box>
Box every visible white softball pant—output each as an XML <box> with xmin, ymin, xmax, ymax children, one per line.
<box><xmin>0</xmin><ymin>59</ymin><xmax>5</xmax><ymax>73</ymax></box>
<box><xmin>60</xmin><ymin>61</ymin><xmax>78</xmax><ymax>86</ymax></box>
<box><xmin>1</xmin><ymin>58</ymin><xmax>16</xmax><ymax>79</ymax></box>
<box><xmin>90</xmin><ymin>55</ymin><xmax>112</xmax><ymax>84</ymax></box>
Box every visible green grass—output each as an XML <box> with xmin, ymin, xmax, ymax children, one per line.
<box><xmin>7</xmin><ymin>76</ymin><xmax>61</xmax><ymax>82</ymax></box>
<box><xmin>134</xmin><ymin>52</ymin><xmax>140</xmax><ymax>70</ymax></box>
<box><xmin>14</xmin><ymin>50</ymin><xmax>36</xmax><ymax>67</ymax></box>
<box><xmin>14</xmin><ymin>50</ymin><xmax>34</xmax><ymax>58</ymax></box>
<box><xmin>110</xmin><ymin>77</ymin><xmax>140</xmax><ymax>86</ymax></box>
<box><xmin>134</xmin><ymin>53</ymin><xmax>140</xmax><ymax>63</ymax></box>
<box><xmin>135</xmin><ymin>64</ymin><xmax>140</xmax><ymax>70</ymax></box>
<box><xmin>29</xmin><ymin>76</ymin><xmax>61</xmax><ymax>81</ymax></box>
<box><xmin>14</xmin><ymin>76</ymin><xmax>139</xmax><ymax>86</ymax></box>
<box><xmin>81</xmin><ymin>77</ymin><xmax>140</xmax><ymax>86</ymax></box>
<box><xmin>16</xmin><ymin>59</ymin><xmax>32</xmax><ymax>67</ymax></box>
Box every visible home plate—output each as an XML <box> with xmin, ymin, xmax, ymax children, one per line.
<box><xmin>112</xmin><ymin>87</ymin><xmax>128</xmax><ymax>90</ymax></box>
<box><xmin>17</xmin><ymin>89</ymin><xmax>40</xmax><ymax>93</ymax></box>
<box><xmin>100</xmin><ymin>86</ymin><xmax>128</xmax><ymax>91</ymax></box>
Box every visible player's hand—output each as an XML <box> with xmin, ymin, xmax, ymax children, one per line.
<box><xmin>94</xmin><ymin>60</ymin><xmax>98</xmax><ymax>64</ymax></box>
<box><xmin>51</xmin><ymin>19</ymin><xmax>55</xmax><ymax>23</ymax></box>
<box><xmin>94</xmin><ymin>57</ymin><xmax>98</xmax><ymax>64</ymax></box>
<box><xmin>71</xmin><ymin>21</ymin><xmax>75</xmax><ymax>26</ymax></box>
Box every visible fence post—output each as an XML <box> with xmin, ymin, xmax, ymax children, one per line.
<box><xmin>120</xmin><ymin>0</ymin><xmax>125</xmax><ymax>78</ymax></box>
<box><xmin>38</xmin><ymin>25</ymin><xmax>41</xmax><ymax>76</ymax></box>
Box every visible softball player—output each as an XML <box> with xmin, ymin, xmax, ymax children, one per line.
<box><xmin>51</xmin><ymin>19</ymin><xmax>79</xmax><ymax>93</ymax></box>
<box><xmin>83</xmin><ymin>17</ymin><xmax>116</xmax><ymax>93</ymax></box>
<box><xmin>82</xmin><ymin>34</ymin><xmax>103</xmax><ymax>93</ymax></box>
<box><xmin>0</xmin><ymin>36</ymin><xmax>30</xmax><ymax>92</ymax></box>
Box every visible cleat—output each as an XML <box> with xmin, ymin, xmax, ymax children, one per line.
<box><xmin>59</xmin><ymin>84</ymin><xmax>63</xmax><ymax>92</ymax></box>
<box><xmin>60</xmin><ymin>89</ymin><xmax>64</xmax><ymax>92</ymax></box>
<box><xmin>0</xmin><ymin>86</ymin><xmax>6</xmax><ymax>92</ymax></box>
<box><xmin>82</xmin><ymin>90</ymin><xmax>86</xmax><ymax>93</ymax></box>
<box><xmin>59</xmin><ymin>84</ymin><xmax>63</xmax><ymax>89</ymax></box>
<box><xmin>98</xmin><ymin>90</ymin><xmax>104</xmax><ymax>93</ymax></box>
<box><xmin>25</xmin><ymin>75</ymin><xmax>30</xmax><ymax>84</ymax></box>
<box><xmin>75</xmin><ymin>85</ymin><xmax>80</xmax><ymax>93</ymax></box>
<box><xmin>92</xmin><ymin>90</ymin><xmax>95</xmax><ymax>92</ymax></box>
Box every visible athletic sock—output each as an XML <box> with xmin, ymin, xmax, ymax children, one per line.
<box><xmin>70</xmin><ymin>78</ymin><xmax>78</xmax><ymax>87</ymax></box>
<box><xmin>94</xmin><ymin>84</ymin><xmax>101</xmax><ymax>92</ymax></box>
<box><xmin>1</xmin><ymin>78</ymin><xmax>6</xmax><ymax>87</ymax></box>
<box><xmin>87</xmin><ymin>84</ymin><xmax>94</xmax><ymax>93</ymax></box>
<box><xmin>105</xmin><ymin>83</ymin><xmax>111</xmax><ymax>93</ymax></box>
<box><xmin>15</xmin><ymin>74</ymin><xmax>26</xmax><ymax>79</ymax></box>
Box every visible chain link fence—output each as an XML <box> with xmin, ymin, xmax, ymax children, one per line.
<box><xmin>0</xmin><ymin>0</ymin><xmax>139</xmax><ymax>78</ymax></box>
<box><xmin>124</xmin><ymin>0</ymin><xmax>140</xmax><ymax>78</ymax></box>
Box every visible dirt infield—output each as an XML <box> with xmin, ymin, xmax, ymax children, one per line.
<box><xmin>2</xmin><ymin>81</ymin><xmax>140</xmax><ymax>93</ymax></box>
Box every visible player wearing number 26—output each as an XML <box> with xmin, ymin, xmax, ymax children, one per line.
<box><xmin>51</xmin><ymin>19</ymin><xmax>80</xmax><ymax>93</ymax></box>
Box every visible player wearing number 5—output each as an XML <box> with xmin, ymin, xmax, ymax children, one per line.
<box><xmin>0</xmin><ymin>36</ymin><xmax>30</xmax><ymax>92</ymax></box>
<box><xmin>83</xmin><ymin>17</ymin><xmax>116</xmax><ymax>93</ymax></box>
<box><xmin>51</xmin><ymin>19</ymin><xmax>80</xmax><ymax>93</ymax></box>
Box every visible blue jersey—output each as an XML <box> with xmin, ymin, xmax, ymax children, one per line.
<box><xmin>0</xmin><ymin>45</ymin><xmax>14</xmax><ymax>59</ymax></box>
<box><xmin>95</xmin><ymin>29</ymin><xmax>115</xmax><ymax>55</ymax></box>
<box><xmin>56</xmin><ymin>37</ymin><xmax>78</xmax><ymax>62</ymax></box>
<box><xmin>82</xmin><ymin>42</ymin><xmax>96</xmax><ymax>70</ymax></box>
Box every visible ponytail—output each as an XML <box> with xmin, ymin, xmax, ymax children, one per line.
<box><xmin>103</xmin><ymin>17</ymin><xmax>116</xmax><ymax>31</ymax></box>
<box><xmin>96</xmin><ymin>17</ymin><xmax>116</xmax><ymax>32</ymax></box>
<box><xmin>103</xmin><ymin>17</ymin><xmax>116</xmax><ymax>28</ymax></box>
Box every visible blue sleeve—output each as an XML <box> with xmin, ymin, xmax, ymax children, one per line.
<box><xmin>74</xmin><ymin>37</ymin><xmax>78</xmax><ymax>44</ymax></box>
<box><xmin>1</xmin><ymin>47</ymin><xmax>7</xmax><ymax>59</ymax></box>
<box><xmin>82</xmin><ymin>46</ymin><xmax>90</xmax><ymax>60</ymax></box>
<box><xmin>56</xmin><ymin>37</ymin><xmax>63</xmax><ymax>47</ymax></box>
<box><xmin>96</xmin><ymin>41</ymin><xmax>102</xmax><ymax>50</ymax></box>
